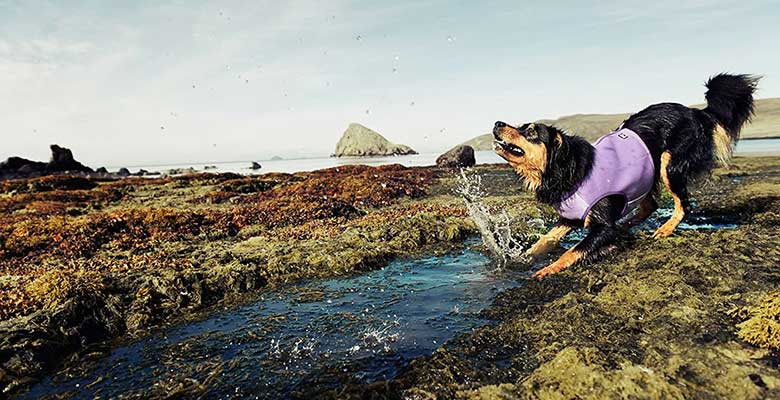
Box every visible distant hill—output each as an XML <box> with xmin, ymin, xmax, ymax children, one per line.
<box><xmin>463</xmin><ymin>97</ymin><xmax>780</xmax><ymax>150</ymax></box>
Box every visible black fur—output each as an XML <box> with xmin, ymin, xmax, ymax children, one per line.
<box><xmin>704</xmin><ymin>73</ymin><xmax>760</xmax><ymax>139</ymax></box>
<box><xmin>530</xmin><ymin>124</ymin><xmax>594</xmax><ymax>205</ymax></box>
<box><xmin>521</xmin><ymin>73</ymin><xmax>759</xmax><ymax>271</ymax></box>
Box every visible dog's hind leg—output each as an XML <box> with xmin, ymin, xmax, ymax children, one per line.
<box><xmin>653</xmin><ymin>151</ymin><xmax>689</xmax><ymax>238</ymax></box>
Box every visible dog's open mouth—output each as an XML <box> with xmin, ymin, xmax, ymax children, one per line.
<box><xmin>494</xmin><ymin>139</ymin><xmax>525</xmax><ymax>156</ymax></box>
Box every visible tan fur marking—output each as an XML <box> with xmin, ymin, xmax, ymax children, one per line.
<box><xmin>532</xmin><ymin>249</ymin><xmax>583</xmax><ymax>278</ymax></box>
<box><xmin>493</xmin><ymin>125</ymin><xmax>547</xmax><ymax>191</ymax></box>
<box><xmin>525</xmin><ymin>224</ymin><xmax>572</xmax><ymax>259</ymax></box>
<box><xmin>713</xmin><ymin>124</ymin><xmax>732</xmax><ymax>166</ymax></box>
<box><xmin>653</xmin><ymin>152</ymin><xmax>685</xmax><ymax>238</ymax></box>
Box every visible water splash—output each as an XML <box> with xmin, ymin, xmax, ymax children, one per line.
<box><xmin>456</xmin><ymin>169</ymin><xmax>535</xmax><ymax>265</ymax></box>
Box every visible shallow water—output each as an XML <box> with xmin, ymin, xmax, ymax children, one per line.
<box><xmin>22</xmin><ymin>242</ymin><xmax>520</xmax><ymax>399</ymax></box>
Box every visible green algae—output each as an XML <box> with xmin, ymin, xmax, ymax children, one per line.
<box><xmin>732</xmin><ymin>292</ymin><xmax>780</xmax><ymax>350</ymax></box>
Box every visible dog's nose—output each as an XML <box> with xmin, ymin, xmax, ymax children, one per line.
<box><xmin>494</xmin><ymin>121</ymin><xmax>506</xmax><ymax>129</ymax></box>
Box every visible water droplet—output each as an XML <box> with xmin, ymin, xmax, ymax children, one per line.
<box><xmin>245</xmin><ymin>79</ymin><xmax>249</xmax><ymax>83</ymax></box>
<box><xmin>160</xmin><ymin>126</ymin><xmax>165</xmax><ymax>130</ymax></box>
<box><xmin>447</xmin><ymin>35</ymin><xmax>456</xmax><ymax>42</ymax></box>
<box><xmin>410</xmin><ymin>101</ymin><xmax>415</xmax><ymax>106</ymax></box>
<box><xmin>212</xmin><ymin>143</ymin><xmax>217</xmax><ymax>147</ymax></box>
<box><xmin>365</xmin><ymin>109</ymin><xmax>370</xmax><ymax>115</ymax></box>
<box><xmin>394</xmin><ymin>55</ymin><xmax>400</xmax><ymax>61</ymax></box>
<box><xmin>392</xmin><ymin>67</ymin><xmax>397</xmax><ymax>73</ymax></box>
<box><xmin>192</xmin><ymin>84</ymin><xmax>196</xmax><ymax>89</ymax></box>
<box><xmin>355</xmin><ymin>35</ymin><xmax>362</xmax><ymax>41</ymax></box>
<box><xmin>440</xmin><ymin>128</ymin><xmax>446</xmax><ymax>133</ymax></box>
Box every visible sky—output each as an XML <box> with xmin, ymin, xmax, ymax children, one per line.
<box><xmin>1</xmin><ymin>0</ymin><xmax>779</xmax><ymax>167</ymax></box>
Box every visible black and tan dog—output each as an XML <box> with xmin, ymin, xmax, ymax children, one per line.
<box><xmin>493</xmin><ymin>74</ymin><xmax>759</xmax><ymax>278</ymax></box>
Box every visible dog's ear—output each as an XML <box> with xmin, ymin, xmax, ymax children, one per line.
<box><xmin>553</xmin><ymin>131</ymin><xmax>563</xmax><ymax>148</ymax></box>
<box><xmin>524</xmin><ymin>123</ymin><xmax>539</xmax><ymax>140</ymax></box>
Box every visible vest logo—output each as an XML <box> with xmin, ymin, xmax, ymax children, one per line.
<box><xmin>618</xmin><ymin>132</ymin><xmax>629</xmax><ymax>139</ymax></box>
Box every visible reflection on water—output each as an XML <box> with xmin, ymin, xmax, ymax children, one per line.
<box><xmin>23</xmin><ymin>242</ymin><xmax>520</xmax><ymax>399</ymax></box>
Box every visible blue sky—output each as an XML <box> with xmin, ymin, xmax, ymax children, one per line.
<box><xmin>1</xmin><ymin>0</ymin><xmax>779</xmax><ymax>166</ymax></box>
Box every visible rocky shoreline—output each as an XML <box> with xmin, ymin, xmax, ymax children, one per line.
<box><xmin>1</xmin><ymin>157</ymin><xmax>779</xmax><ymax>398</ymax></box>
<box><xmin>0</xmin><ymin>163</ymin><xmax>485</xmax><ymax>396</ymax></box>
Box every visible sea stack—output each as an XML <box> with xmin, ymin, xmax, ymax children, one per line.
<box><xmin>333</xmin><ymin>123</ymin><xmax>417</xmax><ymax>157</ymax></box>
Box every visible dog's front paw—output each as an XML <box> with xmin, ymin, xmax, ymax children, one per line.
<box><xmin>531</xmin><ymin>250</ymin><xmax>582</xmax><ymax>278</ymax></box>
<box><xmin>531</xmin><ymin>264</ymin><xmax>563</xmax><ymax>278</ymax></box>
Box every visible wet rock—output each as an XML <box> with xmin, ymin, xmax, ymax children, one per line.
<box><xmin>436</xmin><ymin>144</ymin><xmax>475</xmax><ymax>168</ymax></box>
<box><xmin>333</xmin><ymin>123</ymin><xmax>417</xmax><ymax>157</ymax></box>
<box><xmin>95</xmin><ymin>167</ymin><xmax>108</xmax><ymax>174</ymax></box>
<box><xmin>133</xmin><ymin>169</ymin><xmax>159</xmax><ymax>176</ymax></box>
<box><xmin>117</xmin><ymin>167</ymin><xmax>131</xmax><ymax>177</ymax></box>
<box><xmin>204</xmin><ymin>165</ymin><xmax>218</xmax><ymax>170</ymax></box>
<box><xmin>250</xmin><ymin>162</ymin><xmax>262</xmax><ymax>170</ymax></box>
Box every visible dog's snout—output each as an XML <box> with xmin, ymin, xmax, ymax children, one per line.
<box><xmin>494</xmin><ymin>121</ymin><xmax>507</xmax><ymax>138</ymax></box>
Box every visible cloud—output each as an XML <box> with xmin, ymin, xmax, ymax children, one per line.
<box><xmin>0</xmin><ymin>1</ymin><xmax>778</xmax><ymax>166</ymax></box>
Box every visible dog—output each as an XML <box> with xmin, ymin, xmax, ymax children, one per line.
<box><xmin>493</xmin><ymin>73</ymin><xmax>759</xmax><ymax>278</ymax></box>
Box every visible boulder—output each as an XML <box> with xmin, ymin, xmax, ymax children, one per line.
<box><xmin>436</xmin><ymin>145</ymin><xmax>476</xmax><ymax>168</ymax></box>
<box><xmin>250</xmin><ymin>162</ymin><xmax>262</xmax><ymax>170</ymax></box>
<box><xmin>164</xmin><ymin>167</ymin><xmax>197</xmax><ymax>176</ymax></box>
<box><xmin>95</xmin><ymin>167</ymin><xmax>109</xmax><ymax>174</ymax></box>
<box><xmin>117</xmin><ymin>168</ymin><xmax>131</xmax><ymax>177</ymax></box>
<box><xmin>333</xmin><ymin>123</ymin><xmax>417</xmax><ymax>157</ymax></box>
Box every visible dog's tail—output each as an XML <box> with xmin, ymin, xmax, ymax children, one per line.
<box><xmin>703</xmin><ymin>73</ymin><xmax>759</xmax><ymax>164</ymax></box>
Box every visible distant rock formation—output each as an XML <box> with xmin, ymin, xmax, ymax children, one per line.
<box><xmin>436</xmin><ymin>145</ymin><xmax>475</xmax><ymax>168</ymax></box>
<box><xmin>333</xmin><ymin>123</ymin><xmax>417</xmax><ymax>157</ymax></box>
<box><xmin>250</xmin><ymin>162</ymin><xmax>262</xmax><ymax>170</ymax></box>
<box><xmin>117</xmin><ymin>168</ymin><xmax>131</xmax><ymax>177</ymax></box>
<box><xmin>270</xmin><ymin>156</ymin><xmax>283</xmax><ymax>161</ymax></box>
<box><xmin>0</xmin><ymin>144</ymin><xmax>93</xmax><ymax>180</ymax></box>
<box><xmin>163</xmin><ymin>167</ymin><xmax>197</xmax><ymax>176</ymax></box>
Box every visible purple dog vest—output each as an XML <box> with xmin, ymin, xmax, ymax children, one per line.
<box><xmin>553</xmin><ymin>128</ymin><xmax>655</xmax><ymax>221</ymax></box>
